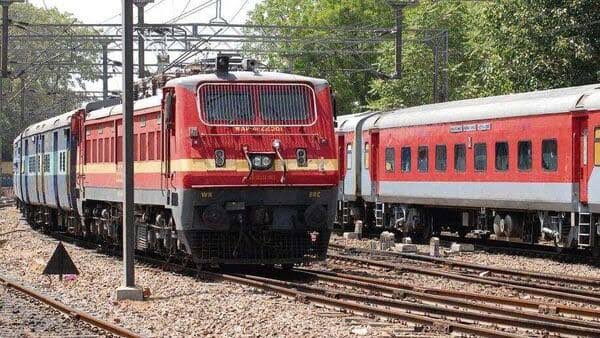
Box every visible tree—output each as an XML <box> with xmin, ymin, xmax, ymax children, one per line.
<box><xmin>246</xmin><ymin>0</ymin><xmax>600</xmax><ymax>114</ymax></box>
<box><xmin>246</xmin><ymin>0</ymin><xmax>394</xmax><ymax>114</ymax></box>
<box><xmin>0</xmin><ymin>3</ymin><xmax>100</xmax><ymax>159</ymax></box>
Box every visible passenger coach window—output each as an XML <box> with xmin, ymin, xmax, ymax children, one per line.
<box><xmin>542</xmin><ymin>139</ymin><xmax>558</xmax><ymax>171</ymax></box>
<box><xmin>401</xmin><ymin>147</ymin><xmax>411</xmax><ymax>172</ymax></box>
<box><xmin>385</xmin><ymin>147</ymin><xmax>395</xmax><ymax>172</ymax></box>
<box><xmin>418</xmin><ymin>146</ymin><xmax>428</xmax><ymax>172</ymax></box>
<box><xmin>518</xmin><ymin>141</ymin><xmax>532</xmax><ymax>171</ymax></box>
<box><xmin>435</xmin><ymin>145</ymin><xmax>447</xmax><ymax>171</ymax></box>
<box><xmin>474</xmin><ymin>143</ymin><xmax>487</xmax><ymax>171</ymax></box>
<box><xmin>495</xmin><ymin>142</ymin><xmax>509</xmax><ymax>171</ymax></box>
<box><xmin>346</xmin><ymin>144</ymin><xmax>352</xmax><ymax>170</ymax></box>
<box><xmin>454</xmin><ymin>144</ymin><xmax>466</xmax><ymax>172</ymax></box>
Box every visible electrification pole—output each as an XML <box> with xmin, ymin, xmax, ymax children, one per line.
<box><xmin>101</xmin><ymin>41</ymin><xmax>109</xmax><ymax>101</ymax></box>
<box><xmin>134</xmin><ymin>0</ymin><xmax>153</xmax><ymax>79</ymax></box>
<box><xmin>386</xmin><ymin>1</ymin><xmax>418</xmax><ymax>79</ymax></box>
<box><xmin>116</xmin><ymin>0</ymin><xmax>144</xmax><ymax>301</ymax></box>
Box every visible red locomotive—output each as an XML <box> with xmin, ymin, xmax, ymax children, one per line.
<box><xmin>14</xmin><ymin>58</ymin><xmax>339</xmax><ymax>265</ymax></box>
<box><xmin>338</xmin><ymin>84</ymin><xmax>600</xmax><ymax>249</ymax></box>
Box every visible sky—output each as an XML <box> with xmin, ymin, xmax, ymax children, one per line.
<box><xmin>25</xmin><ymin>0</ymin><xmax>263</xmax><ymax>95</ymax></box>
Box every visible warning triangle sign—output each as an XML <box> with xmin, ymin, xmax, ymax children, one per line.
<box><xmin>42</xmin><ymin>242</ymin><xmax>80</xmax><ymax>277</ymax></box>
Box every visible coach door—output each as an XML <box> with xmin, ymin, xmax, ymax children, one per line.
<box><xmin>369</xmin><ymin>131</ymin><xmax>380</xmax><ymax>196</ymax></box>
<box><xmin>574</xmin><ymin>115</ymin><xmax>589</xmax><ymax>203</ymax></box>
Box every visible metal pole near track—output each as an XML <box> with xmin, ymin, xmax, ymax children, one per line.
<box><xmin>116</xmin><ymin>0</ymin><xmax>144</xmax><ymax>301</ymax></box>
<box><xmin>134</xmin><ymin>0</ymin><xmax>153</xmax><ymax>79</ymax></box>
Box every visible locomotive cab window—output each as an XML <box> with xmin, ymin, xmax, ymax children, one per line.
<box><xmin>385</xmin><ymin>147</ymin><xmax>395</xmax><ymax>172</ymax></box>
<box><xmin>454</xmin><ymin>144</ymin><xmax>466</xmax><ymax>172</ymax></box>
<box><xmin>542</xmin><ymin>139</ymin><xmax>558</xmax><ymax>171</ymax></box>
<box><xmin>474</xmin><ymin>143</ymin><xmax>487</xmax><ymax>171</ymax></box>
<box><xmin>518</xmin><ymin>140</ymin><xmax>532</xmax><ymax>171</ymax></box>
<box><xmin>495</xmin><ymin>142</ymin><xmax>509</xmax><ymax>171</ymax></box>
<box><xmin>418</xmin><ymin>146</ymin><xmax>428</xmax><ymax>172</ymax></box>
<box><xmin>203</xmin><ymin>89</ymin><xmax>253</xmax><ymax>123</ymax></box>
<box><xmin>260</xmin><ymin>87</ymin><xmax>312</xmax><ymax>123</ymax></box>
<box><xmin>401</xmin><ymin>147</ymin><xmax>411</xmax><ymax>172</ymax></box>
<box><xmin>435</xmin><ymin>145</ymin><xmax>447</xmax><ymax>171</ymax></box>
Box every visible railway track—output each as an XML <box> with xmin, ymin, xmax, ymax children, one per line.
<box><xmin>25</xmin><ymin>227</ymin><xmax>600</xmax><ymax>337</ymax></box>
<box><xmin>327</xmin><ymin>250</ymin><xmax>600</xmax><ymax>306</ymax></box>
<box><xmin>330</xmin><ymin>242</ymin><xmax>600</xmax><ymax>290</ymax></box>
<box><xmin>0</xmin><ymin>273</ymin><xmax>141</xmax><ymax>338</ymax></box>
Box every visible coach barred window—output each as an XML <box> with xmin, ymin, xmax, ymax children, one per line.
<box><xmin>385</xmin><ymin>147</ymin><xmax>395</xmax><ymax>172</ymax></box>
<box><xmin>542</xmin><ymin>139</ymin><xmax>558</xmax><ymax>171</ymax></box>
<box><xmin>435</xmin><ymin>145</ymin><xmax>447</xmax><ymax>171</ymax></box>
<box><xmin>454</xmin><ymin>144</ymin><xmax>466</xmax><ymax>172</ymax></box>
<box><xmin>595</xmin><ymin>129</ymin><xmax>600</xmax><ymax>166</ymax></box>
<box><xmin>418</xmin><ymin>146</ymin><xmax>428</xmax><ymax>172</ymax></box>
<box><xmin>518</xmin><ymin>141</ymin><xmax>532</xmax><ymax>171</ymax></box>
<box><xmin>495</xmin><ymin>142</ymin><xmax>509</xmax><ymax>171</ymax></box>
<box><xmin>401</xmin><ymin>147</ymin><xmax>411</xmax><ymax>172</ymax></box>
<box><xmin>474</xmin><ymin>143</ymin><xmax>487</xmax><ymax>171</ymax></box>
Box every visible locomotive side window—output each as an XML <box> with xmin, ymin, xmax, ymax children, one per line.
<box><xmin>435</xmin><ymin>145</ymin><xmax>447</xmax><ymax>171</ymax></box>
<box><xmin>518</xmin><ymin>140</ymin><xmax>532</xmax><ymax>171</ymax></box>
<box><xmin>418</xmin><ymin>146</ymin><xmax>428</xmax><ymax>172</ymax></box>
<box><xmin>495</xmin><ymin>142</ymin><xmax>509</xmax><ymax>171</ymax></box>
<box><xmin>364</xmin><ymin>143</ymin><xmax>370</xmax><ymax>170</ymax></box>
<box><xmin>595</xmin><ymin>129</ymin><xmax>600</xmax><ymax>166</ymax></box>
<box><xmin>385</xmin><ymin>147</ymin><xmax>395</xmax><ymax>172</ymax></box>
<box><xmin>401</xmin><ymin>147</ymin><xmax>411</xmax><ymax>172</ymax></box>
<box><xmin>474</xmin><ymin>143</ymin><xmax>487</xmax><ymax>171</ymax></box>
<box><xmin>454</xmin><ymin>144</ymin><xmax>466</xmax><ymax>172</ymax></box>
<box><xmin>542</xmin><ymin>139</ymin><xmax>558</xmax><ymax>171</ymax></box>
<box><xmin>346</xmin><ymin>144</ymin><xmax>352</xmax><ymax>170</ymax></box>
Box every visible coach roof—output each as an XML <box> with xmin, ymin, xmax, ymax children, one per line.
<box><xmin>20</xmin><ymin>110</ymin><xmax>78</xmax><ymax>139</ymax></box>
<box><xmin>167</xmin><ymin>71</ymin><xmax>329</xmax><ymax>91</ymax></box>
<box><xmin>364</xmin><ymin>83</ymin><xmax>600</xmax><ymax>131</ymax></box>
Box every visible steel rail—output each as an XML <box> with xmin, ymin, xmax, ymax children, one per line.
<box><xmin>305</xmin><ymin>267</ymin><xmax>600</xmax><ymax>319</ymax></box>
<box><xmin>238</xmin><ymin>272</ymin><xmax>600</xmax><ymax>337</ymax></box>
<box><xmin>294</xmin><ymin>268</ymin><xmax>600</xmax><ymax>327</ymax></box>
<box><xmin>0</xmin><ymin>274</ymin><xmax>141</xmax><ymax>338</ymax></box>
<box><xmin>328</xmin><ymin>252</ymin><xmax>600</xmax><ymax>306</ymax></box>
<box><xmin>330</xmin><ymin>243</ymin><xmax>600</xmax><ymax>287</ymax></box>
<box><xmin>206</xmin><ymin>271</ymin><xmax>519</xmax><ymax>338</ymax></box>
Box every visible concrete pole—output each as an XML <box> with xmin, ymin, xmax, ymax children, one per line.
<box><xmin>102</xmin><ymin>42</ymin><xmax>109</xmax><ymax>101</ymax></box>
<box><xmin>116</xmin><ymin>0</ymin><xmax>144</xmax><ymax>301</ymax></box>
<box><xmin>393</xmin><ymin>5</ymin><xmax>403</xmax><ymax>79</ymax></box>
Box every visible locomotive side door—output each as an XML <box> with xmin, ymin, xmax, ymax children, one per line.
<box><xmin>573</xmin><ymin>115</ymin><xmax>589</xmax><ymax>203</ymax></box>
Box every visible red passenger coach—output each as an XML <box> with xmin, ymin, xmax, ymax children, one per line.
<box><xmin>75</xmin><ymin>67</ymin><xmax>338</xmax><ymax>265</ymax></box>
<box><xmin>338</xmin><ymin>84</ymin><xmax>600</xmax><ymax>249</ymax></box>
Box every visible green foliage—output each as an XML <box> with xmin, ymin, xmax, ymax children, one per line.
<box><xmin>246</xmin><ymin>0</ymin><xmax>600</xmax><ymax>113</ymax></box>
<box><xmin>0</xmin><ymin>3</ymin><xmax>100</xmax><ymax>160</ymax></box>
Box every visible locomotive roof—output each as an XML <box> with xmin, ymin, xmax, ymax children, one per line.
<box><xmin>166</xmin><ymin>71</ymin><xmax>329</xmax><ymax>91</ymax></box>
<box><xmin>17</xmin><ymin>109</ymin><xmax>78</xmax><ymax>141</ymax></box>
<box><xmin>362</xmin><ymin>83</ymin><xmax>600</xmax><ymax>131</ymax></box>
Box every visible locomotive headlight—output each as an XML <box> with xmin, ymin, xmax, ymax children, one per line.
<box><xmin>215</xmin><ymin>149</ymin><xmax>226</xmax><ymax>168</ymax></box>
<box><xmin>253</xmin><ymin>156</ymin><xmax>263</xmax><ymax>168</ymax></box>
<box><xmin>261</xmin><ymin>156</ymin><xmax>272</xmax><ymax>168</ymax></box>
<box><xmin>251</xmin><ymin>155</ymin><xmax>273</xmax><ymax>170</ymax></box>
<box><xmin>296</xmin><ymin>148</ymin><xmax>308</xmax><ymax>167</ymax></box>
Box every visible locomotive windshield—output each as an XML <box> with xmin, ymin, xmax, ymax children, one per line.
<box><xmin>198</xmin><ymin>83</ymin><xmax>316</xmax><ymax>126</ymax></box>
